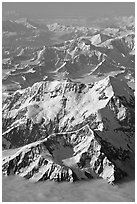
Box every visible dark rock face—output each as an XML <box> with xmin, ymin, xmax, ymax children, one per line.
<box><xmin>2</xmin><ymin>76</ymin><xmax>135</xmax><ymax>184</ymax></box>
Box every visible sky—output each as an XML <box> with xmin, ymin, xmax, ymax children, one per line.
<box><xmin>2</xmin><ymin>2</ymin><xmax>135</xmax><ymax>19</ymax></box>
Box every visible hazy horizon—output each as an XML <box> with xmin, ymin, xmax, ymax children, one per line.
<box><xmin>3</xmin><ymin>2</ymin><xmax>135</xmax><ymax>20</ymax></box>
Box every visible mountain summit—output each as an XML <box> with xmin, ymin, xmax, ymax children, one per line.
<box><xmin>2</xmin><ymin>76</ymin><xmax>135</xmax><ymax>183</ymax></box>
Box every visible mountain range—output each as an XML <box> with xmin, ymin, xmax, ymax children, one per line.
<box><xmin>2</xmin><ymin>16</ymin><xmax>135</xmax><ymax>186</ymax></box>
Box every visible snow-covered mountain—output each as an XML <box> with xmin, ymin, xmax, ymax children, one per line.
<box><xmin>2</xmin><ymin>29</ymin><xmax>135</xmax><ymax>94</ymax></box>
<box><xmin>2</xmin><ymin>76</ymin><xmax>135</xmax><ymax>183</ymax></box>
